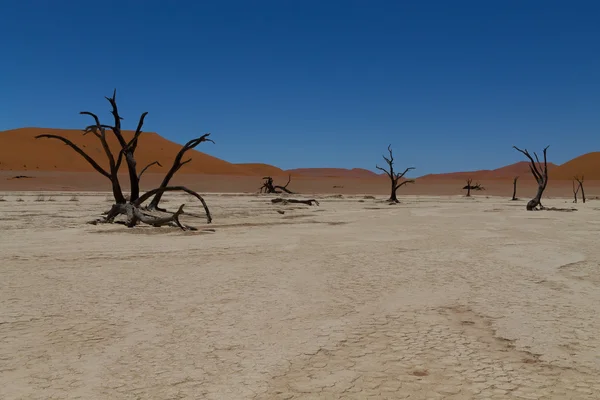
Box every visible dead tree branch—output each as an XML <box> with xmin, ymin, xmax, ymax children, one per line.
<box><xmin>147</xmin><ymin>134</ymin><xmax>214</xmax><ymax>211</ymax></box>
<box><xmin>513</xmin><ymin>145</ymin><xmax>549</xmax><ymax>210</ymax></box>
<box><xmin>573</xmin><ymin>179</ymin><xmax>580</xmax><ymax>203</ymax></box>
<box><xmin>37</xmin><ymin>90</ymin><xmax>213</xmax><ymax>229</ymax></box>
<box><xmin>260</xmin><ymin>175</ymin><xmax>294</xmax><ymax>194</ymax></box>
<box><xmin>376</xmin><ymin>145</ymin><xmax>415</xmax><ymax>203</ymax></box>
<box><xmin>138</xmin><ymin>161</ymin><xmax>162</xmax><ymax>183</ymax></box>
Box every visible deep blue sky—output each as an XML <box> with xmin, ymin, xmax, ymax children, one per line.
<box><xmin>1</xmin><ymin>1</ymin><xmax>599</xmax><ymax>176</ymax></box>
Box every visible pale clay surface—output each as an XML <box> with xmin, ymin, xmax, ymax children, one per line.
<box><xmin>1</xmin><ymin>192</ymin><xmax>599</xmax><ymax>399</ymax></box>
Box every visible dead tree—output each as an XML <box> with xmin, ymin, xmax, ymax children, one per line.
<box><xmin>573</xmin><ymin>179</ymin><xmax>580</xmax><ymax>203</ymax></box>
<box><xmin>375</xmin><ymin>145</ymin><xmax>415</xmax><ymax>203</ymax></box>
<box><xmin>512</xmin><ymin>176</ymin><xmax>519</xmax><ymax>201</ymax></box>
<box><xmin>260</xmin><ymin>175</ymin><xmax>294</xmax><ymax>194</ymax></box>
<box><xmin>463</xmin><ymin>179</ymin><xmax>484</xmax><ymax>197</ymax></box>
<box><xmin>36</xmin><ymin>90</ymin><xmax>213</xmax><ymax>230</ymax></box>
<box><xmin>574</xmin><ymin>175</ymin><xmax>585</xmax><ymax>203</ymax></box>
<box><xmin>513</xmin><ymin>145</ymin><xmax>549</xmax><ymax>211</ymax></box>
<box><xmin>271</xmin><ymin>198</ymin><xmax>319</xmax><ymax>206</ymax></box>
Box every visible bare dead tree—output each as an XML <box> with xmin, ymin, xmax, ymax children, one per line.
<box><xmin>574</xmin><ymin>175</ymin><xmax>585</xmax><ymax>203</ymax></box>
<box><xmin>513</xmin><ymin>145</ymin><xmax>549</xmax><ymax>211</ymax></box>
<box><xmin>36</xmin><ymin>90</ymin><xmax>213</xmax><ymax>230</ymax></box>
<box><xmin>464</xmin><ymin>178</ymin><xmax>472</xmax><ymax>197</ymax></box>
<box><xmin>512</xmin><ymin>176</ymin><xmax>519</xmax><ymax>200</ymax></box>
<box><xmin>463</xmin><ymin>179</ymin><xmax>484</xmax><ymax>197</ymax></box>
<box><xmin>572</xmin><ymin>179</ymin><xmax>580</xmax><ymax>203</ymax></box>
<box><xmin>271</xmin><ymin>198</ymin><xmax>319</xmax><ymax>206</ymax></box>
<box><xmin>375</xmin><ymin>145</ymin><xmax>415</xmax><ymax>203</ymax></box>
<box><xmin>260</xmin><ymin>175</ymin><xmax>294</xmax><ymax>194</ymax></box>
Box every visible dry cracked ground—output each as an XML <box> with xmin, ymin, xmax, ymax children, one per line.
<box><xmin>1</xmin><ymin>192</ymin><xmax>599</xmax><ymax>399</ymax></box>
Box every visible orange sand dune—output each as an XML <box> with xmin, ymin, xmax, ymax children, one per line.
<box><xmin>235</xmin><ymin>163</ymin><xmax>286</xmax><ymax>177</ymax></box>
<box><xmin>0</xmin><ymin>127</ymin><xmax>257</xmax><ymax>176</ymax></box>
<box><xmin>550</xmin><ymin>152</ymin><xmax>600</xmax><ymax>180</ymax></box>
<box><xmin>286</xmin><ymin>168</ymin><xmax>381</xmax><ymax>178</ymax></box>
<box><xmin>420</xmin><ymin>161</ymin><xmax>558</xmax><ymax>181</ymax></box>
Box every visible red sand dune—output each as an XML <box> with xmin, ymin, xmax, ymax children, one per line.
<box><xmin>420</xmin><ymin>161</ymin><xmax>558</xmax><ymax>181</ymax></box>
<box><xmin>286</xmin><ymin>168</ymin><xmax>381</xmax><ymax>178</ymax></box>
<box><xmin>0</xmin><ymin>127</ymin><xmax>256</xmax><ymax>176</ymax></box>
<box><xmin>1</xmin><ymin>127</ymin><xmax>599</xmax><ymax>181</ymax></box>
<box><xmin>235</xmin><ymin>163</ymin><xmax>286</xmax><ymax>177</ymax></box>
<box><xmin>550</xmin><ymin>152</ymin><xmax>600</xmax><ymax>180</ymax></box>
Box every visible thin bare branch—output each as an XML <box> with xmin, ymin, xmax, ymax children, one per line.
<box><xmin>134</xmin><ymin>186</ymin><xmax>212</xmax><ymax>223</ymax></box>
<box><xmin>138</xmin><ymin>161</ymin><xmax>162</xmax><ymax>182</ymax></box>
<box><xmin>35</xmin><ymin>134</ymin><xmax>111</xmax><ymax>178</ymax></box>
<box><xmin>147</xmin><ymin>133</ymin><xmax>214</xmax><ymax>209</ymax></box>
<box><xmin>376</xmin><ymin>165</ymin><xmax>392</xmax><ymax>178</ymax></box>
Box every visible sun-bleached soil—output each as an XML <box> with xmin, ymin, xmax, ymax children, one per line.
<box><xmin>1</xmin><ymin>192</ymin><xmax>599</xmax><ymax>399</ymax></box>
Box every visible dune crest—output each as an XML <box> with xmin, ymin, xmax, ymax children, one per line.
<box><xmin>0</xmin><ymin>127</ymin><xmax>257</xmax><ymax>176</ymax></box>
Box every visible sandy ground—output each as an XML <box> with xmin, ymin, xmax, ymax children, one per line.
<box><xmin>1</xmin><ymin>192</ymin><xmax>599</xmax><ymax>399</ymax></box>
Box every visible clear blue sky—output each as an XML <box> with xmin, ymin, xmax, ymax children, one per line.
<box><xmin>1</xmin><ymin>0</ymin><xmax>599</xmax><ymax>176</ymax></box>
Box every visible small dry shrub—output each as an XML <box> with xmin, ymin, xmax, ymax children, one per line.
<box><xmin>69</xmin><ymin>195</ymin><xmax>79</xmax><ymax>202</ymax></box>
<box><xmin>16</xmin><ymin>197</ymin><xmax>24</xmax><ymax>202</ymax></box>
<box><xmin>35</xmin><ymin>195</ymin><xmax>45</xmax><ymax>202</ymax></box>
<box><xmin>0</xmin><ymin>196</ymin><xmax>5</xmax><ymax>202</ymax></box>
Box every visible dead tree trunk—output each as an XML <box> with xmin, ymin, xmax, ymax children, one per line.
<box><xmin>512</xmin><ymin>176</ymin><xmax>519</xmax><ymax>200</ymax></box>
<box><xmin>36</xmin><ymin>90</ymin><xmax>212</xmax><ymax>230</ymax></box>
<box><xmin>375</xmin><ymin>145</ymin><xmax>415</xmax><ymax>203</ymax></box>
<box><xmin>572</xmin><ymin>180</ymin><xmax>580</xmax><ymax>203</ymax></box>
<box><xmin>574</xmin><ymin>175</ymin><xmax>585</xmax><ymax>203</ymax></box>
<box><xmin>513</xmin><ymin>145</ymin><xmax>549</xmax><ymax>211</ymax></box>
<box><xmin>260</xmin><ymin>175</ymin><xmax>294</xmax><ymax>194</ymax></box>
<box><xmin>465</xmin><ymin>179</ymin><xmax>472</xmax><ymax>197</ymax></box>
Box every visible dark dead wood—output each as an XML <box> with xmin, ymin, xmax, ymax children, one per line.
<box><xmin>136</xmin><ymin>186</ymin><xmax>212</xmax><ymax>223</ymax></box>
<box><xmin>574</xmin><ymin>175</ymin><xmax>585</xmax><ymax>203</ymax></box>
<box><xmin>513</xmin><ymin>145</ymin><xmax>549</xmax><ymax>211</ymax></box>
<box><xmin>104</xmin><ymin>90</ymin><xmax>144</xmax><ymax>201</ymax></box>
<box><xmin>462</xmin><ymin>179</ymin><xmax>484</xmax><ymax>197</ymax></box>
<box><xmin>39</xmin><ymin>90</ymin><xmax>213</xmax><ymax>230</ymax></box>
<box><xmin>147</xmin><ymin>134</ymin><xmax>214</xmax><ymax>211</ymax></box>
<box><xmin>572</xmin><ymin>179</ymin><xmax>580</xmax><ymax>203</ymax></box>
<box><xmin>138</xmin><ymin>161</ymin><xmax>162</xmax><ymax>183</ymax></box>
<box><xmin>35</xmin><ymin>134</ymin><xmax>111</xmax><ymax>178</ymax></box>
<box><xmin>271</xmin><ymin>198</ymin><xmax>320</xmax><ymax>206</ymax></box>
<box><xmin>260</xmin><ymin>175</ymin><xmax>294</xmax><ymax>194</ymax></box>
<box><xmin>512</xmin><ymin>176</ymin><xmax>519</xmax><ymax>201</ymax></box>
<box><xmin>376</xmin><ymin>145</ymin><xmax>415</xmax><ymax>203</ymax></box>
<box><xmin>464</xmin><ymin>178</ymin><xmax>472</xmax><ymax>197</ymax></box>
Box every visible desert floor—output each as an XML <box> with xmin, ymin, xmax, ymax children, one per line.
<box><xmin>1</xmin><ymin>192</ymin><xmax>599</xmax><ymax>399</ymax></box>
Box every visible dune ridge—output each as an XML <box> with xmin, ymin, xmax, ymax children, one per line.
<box><xmin>1</xmin><ymin>127</ymin><xmax>599</xmax><ymax>180</ymax></box>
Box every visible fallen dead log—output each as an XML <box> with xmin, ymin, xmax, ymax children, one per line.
<box><xmin>271</xmin><ymin>198</ymin><xmax>320</xmax><ymax>206</ymax></box>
